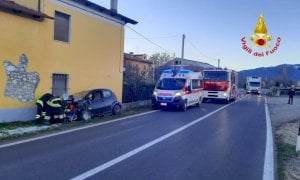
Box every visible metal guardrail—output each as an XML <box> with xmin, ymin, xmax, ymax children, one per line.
<box><xmin>280</xmin><ymin>88</ymin><xmax>300</xmax><ymax>95</ymax></box>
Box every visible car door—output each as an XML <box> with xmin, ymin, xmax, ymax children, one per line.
<box><xmin>101</xmin><ymin>89</ymin><xmax>114</xmax><ymax>113</ymax></box>
<box><xmin>88</xmin><ymin>90</ymin><xmax>106</xmax><ymax>115</ymax></box>
<box><xmin>186</xmin><ymin>79</ymin><xmax>193</xmax><ymax>105</ymax></box>
<box><xmin>191</xmin><ymin>79</ymin><xmax>202</xmax><ymax>104</ymax></box>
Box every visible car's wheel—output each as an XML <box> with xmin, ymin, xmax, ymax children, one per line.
<box><xmin>112</xmin><ymin>104</ymin><xmax>121</xmax><ymax>115</ymax></box>
<box><xmin>181</xmin><ymin>100</ymin><xmax>188</xmax><ymax>111</ymax></box>
<box><xmin>196</xmin><ymin>98</ymin><xmax>201</xmax><ymax>107</ymax></box>
<box><xmin>81</xmin><ymin>110</ymin><xmax>91</xmax><ymax>121</ymax></box>
<box><xmin>224</xmin><ymin>97</ymin><xmax>230</xmax><ymax>104</ymax></box>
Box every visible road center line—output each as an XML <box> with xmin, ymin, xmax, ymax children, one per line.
<box><xmin>71</xmin><ymin>102</ymin><xmax>234</xmax><ymax>180</ymax></box>
<box><xmin>263</xmin><ymin>97</ymin><xmax>274</xmax><ymax>180</ymax></box>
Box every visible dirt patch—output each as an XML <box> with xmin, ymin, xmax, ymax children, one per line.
<box><xmin>268</xmin><ymin>96</ymin><xmax>300</xmax><ymax>127</ymax></box>
<box><xmin>276</xmin><ymin>122</ymin><xmax>299</xmax><ymax>145</ymax></box>
<box><xmin>285</xmin><ymin>158</ymin><xmax>300</xmax><ymax>180</ymax></box>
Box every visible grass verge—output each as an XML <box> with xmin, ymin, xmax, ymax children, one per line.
<box><xmin>275</xmin><ymin>134</ymin><xmax>298</xmax><ymax>180</ymax></box>
<box><xmin>0</xmin><ymin>121</ymin><xmax>36</xmax><ymax>130</ymax></box>
<box><xmin>0</xmin><ymin>107</ymin><xmax>153</xmax><ymax>143</ymax></box>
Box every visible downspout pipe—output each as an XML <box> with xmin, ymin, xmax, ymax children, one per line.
<box><xmin>38</xmin><ymin>0</ymin><xmax>41</xmax><ymax>13</ymax></box>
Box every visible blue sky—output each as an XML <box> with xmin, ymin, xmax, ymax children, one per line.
<box><xmin>90</xmin><ymin>0</ymin><xmax>300</xmax><ymax>71</ymax></box>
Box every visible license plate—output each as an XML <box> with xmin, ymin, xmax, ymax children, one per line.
<box><xmin>160</xmin><ymin>102</ymin><xmax>167</xmax><ymax>106</ymax></box>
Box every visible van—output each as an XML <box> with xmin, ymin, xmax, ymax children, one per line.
<box><xmin>151</xmin><ymin>69</ymin><xmax>204</xmax><ymax>111</ymax></box>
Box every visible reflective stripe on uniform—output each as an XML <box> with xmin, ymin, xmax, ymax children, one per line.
<box><xmin>42</xmin><ymin>112</ymin><xmax>46</xmax><ymax>116</ymax></box>
<box><xmin>44</xmin><ymin>116</ymin><xmax>51</xmax><ymax>120</ymax></box>
<box><xmin>36</xmin><ymin>99</ymin><xmax>43</xmax><ymax>107</ymax></box>
<box><xmin>35</xmin><ymin>114</ymin><xmax>41</xmax><ymax>119</ymax></box>
<box><xmin>47</xmin><ymin>98</ymin><xmax>62</xmax><ymax>108</ymax></box>
<box><xmin>51</xmin><ymin>98</ymin><xmax>62</xmax><ymax>104</ymax></box>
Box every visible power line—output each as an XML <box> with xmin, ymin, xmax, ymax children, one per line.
<box><xmin>125</xmin><ymin>25</ymin><xmax>171</xmax><ymax>53</ymax></box>
<box><xmin>185</xmin><ymin>37</ymin><xmax>218</xmax><ymax>61</ymax></box>
<box><xmin>126</xmin><ymin>35</ymin><xmax>179</xmax><ymax>40</ymax></box>
<box><xmin>124</xmin><ymin>26</ymin><xmax>217</xmax><ymax>63</ymax></box>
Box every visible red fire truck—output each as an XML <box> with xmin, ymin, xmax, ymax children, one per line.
<box><xmin>202</xmin><ymin>68</ymin><xmax>238</xmax><ymax>103</ymax></box>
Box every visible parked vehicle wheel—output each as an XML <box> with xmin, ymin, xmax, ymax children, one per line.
<box><xmin>196</xmin><ymin>98</ymin><xmax>201</xmax><ymax>107</ymax></box>
<box><xmin>224</xmin><ymin>97</ymin><xmax>230</xmax><ymax>104</ymax></box>
<box><xmin>112</xmin><ymin>104</ymin><xmax>121</xmax><ymax>115</ymax></box>
<box><xmin>181</xmin><ymin>100</ymin><xmax>188</xmax><ymax>111</ymax></box>
<box><xmin>81</xmin><ymin>110</ymin><xmax>91</xmax><ymax>121</ymax></box>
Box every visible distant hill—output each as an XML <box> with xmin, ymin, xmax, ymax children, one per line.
<box><xmin>239</xmin><ymin>64</ymin><xmax>300</xmax><ymax>82</ymax></box>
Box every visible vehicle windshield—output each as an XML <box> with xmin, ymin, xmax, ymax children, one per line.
<box><xmin>204</xmin><ymin>71</ymin><xmax>228</xmax><ymax>80</ymax></box>
<box><xmin>250</xmin><ymin>82</ymin><xmax>260</xmax><ymax>87</ymax></box>
<box><xmin>156</xmin><ymin>78</ymin><xmax>186</xmax><ymax>90</ymax></box>
<box><xmin>72</xmin><ymin>90</ymin><xmax>90</xmax><ymax>99</ymax></box>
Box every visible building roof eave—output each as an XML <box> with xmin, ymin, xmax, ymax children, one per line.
<box><xmin>70</xmin><ymin>0</ymin><xmax>138</xmax><ymax>25</ymax></box>
<box><xmin>0</xmin><ymin>1</ymin><xmax>53</xmax><ymax>21</ymax></box>
<box><xmin>124</xmin><ymin>53</ymin><xmax>153</xmax><ymax>64</ymax></box>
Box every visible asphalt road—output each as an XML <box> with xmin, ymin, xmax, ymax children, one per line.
<box><xmin>0</xmin><ymin>95</ymin><xmax>268</xmax><ymax>180</ymax></box>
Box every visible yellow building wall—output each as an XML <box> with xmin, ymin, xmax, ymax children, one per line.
<box><xmin>0</xmin><ymin>11</ymin><xmax>47</xmax><ymax>108</ymax></box>
<box><xmin>0</xmin><ymin>0</ymin><xmax>125</xmax><ymax>112</ymax></box>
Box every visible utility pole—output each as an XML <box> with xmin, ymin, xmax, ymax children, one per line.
<box><xmin>218</xmin><ymin>59</ymin><xmax>220</xmax><ymax>68</ymax></box>
<box><xmin>181</xmin><ymin>34</ymin><xmax>185</xmax><ymax>69</ymax></box>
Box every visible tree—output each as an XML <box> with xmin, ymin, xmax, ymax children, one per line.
<box><xmin>149</xmin><ymin>52</ymin><xmax>174</xmax><ymax>82</ymax></box>
<box><xmin>123</xmin><ymin>62</ymin><xmax>154</xmax><ymax>103</ymax></box>
<box><xmin>149</xmin><ymin>52</ymin><xmax>173</xmax><ymax>66</ymax></box>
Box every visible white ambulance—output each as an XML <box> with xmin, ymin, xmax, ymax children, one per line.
<box><xmin>151</xmin><ymin>69</ymin><xmax>204</xmax><ymax>111</ymax></box>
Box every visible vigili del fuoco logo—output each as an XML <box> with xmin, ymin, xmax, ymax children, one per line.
<box><xmin>241</xmin><ymin>13</ymin><xmax>281</xmax><ymax>57</ymax></box>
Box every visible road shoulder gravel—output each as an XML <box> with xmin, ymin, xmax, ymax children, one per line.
<box><xmin>268</xmin><ymin>96</ymin><xmax>300</xmax><ymax>180</ymax></box>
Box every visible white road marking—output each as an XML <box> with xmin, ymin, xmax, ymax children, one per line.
<box><xmin>263</xmin><ymin>97</ymin><xmax>274</xmax><ymax>180</ymax></box>
<box><xmin>71</xmin><ymin>102</ymin><xmax>234</xmax><ymax>180</ymax></box>
<box><xmin>0</xmin><ymin>110</ymin><xmax>159</xmax><ymax>149</ymax></box>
